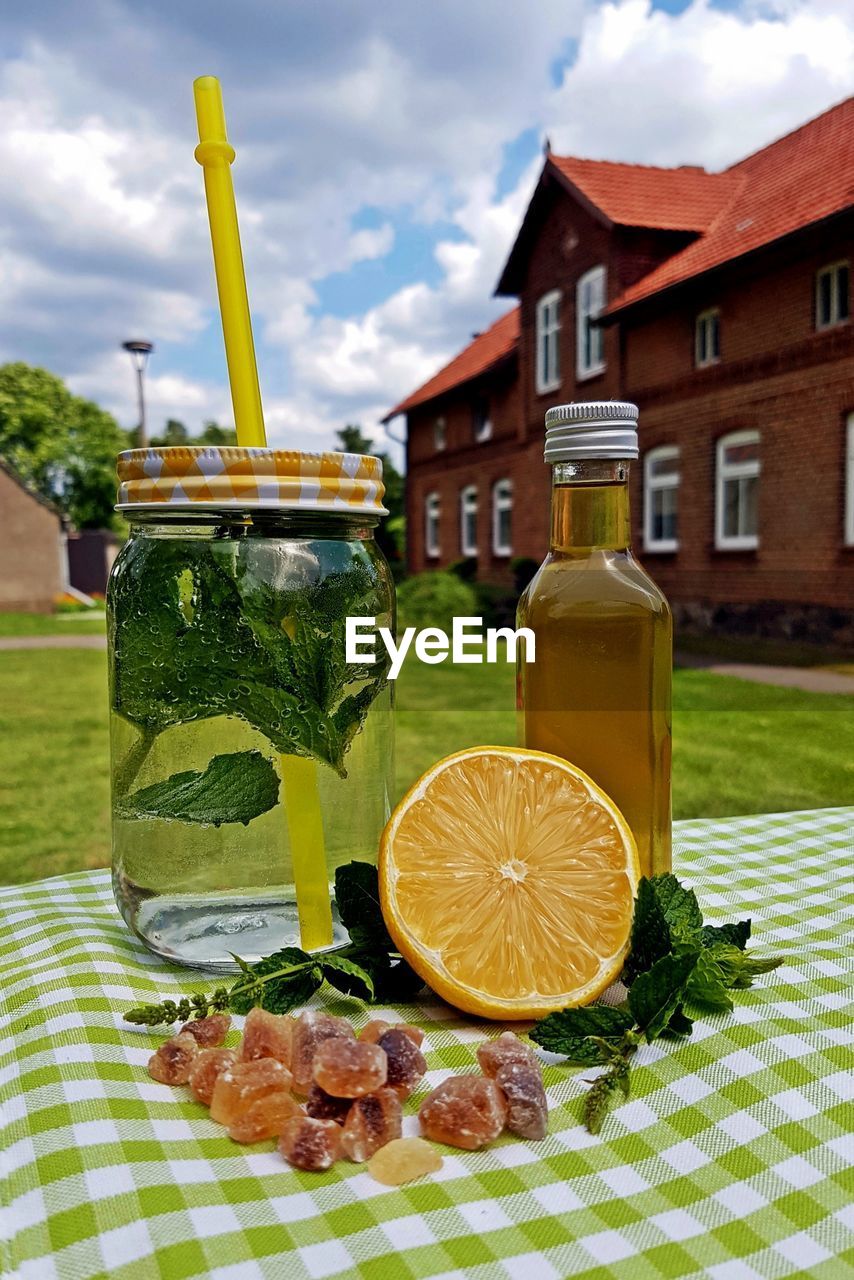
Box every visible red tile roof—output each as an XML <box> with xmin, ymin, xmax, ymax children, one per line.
<box><xmin>549</xmin><ymin>155</ymin><xmax>739</xmax><ymax>233</ymax></box>
<box><xmin>382</xmin><ymin>306</ymin><xmax>519</xmax><ymax>420</ymax></box>
<box><xmin>607</xmin><ymin>97</ymin><xmax>854</xmax><ymax>314</ymax></box>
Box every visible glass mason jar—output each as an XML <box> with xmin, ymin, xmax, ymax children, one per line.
<box><xmin>107</xmin><ymin>447</ymin><xmax>394</xmax><ymax>970</ymax></box>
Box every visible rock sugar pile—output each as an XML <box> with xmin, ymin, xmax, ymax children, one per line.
<box><xmin>147</xmin><ymin>1012</ymin><xmax>549</xmax><ymax>1182</ymax></box>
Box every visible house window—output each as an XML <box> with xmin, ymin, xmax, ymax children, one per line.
<box><xmin>472</xmin><ymin>395</ymin><xmax>492</xmax><ymax>443</ymax></box>
<box><xmin>576</xmin><ymin>265</ymin><xmax>606</xmax><ymax>379</ymax></box>
<box><xmin>535</xmin><ymin>290</ymin><xmax>561</xmax><ymax>394</ymax></box>
<box><xmin>433</xmin><ymin>417</ymin><xmax>446</xmax><ymax>451</ymax></box>
<box><xmin>695</xmin><ymin>308</ymin><xmax>720</xmax><ymax>367</ymax></box>
<box><xmin>846</xmin><ymin>413</ymin><xmax>854</xmax><ymax>547</ymax></box>
<box><xmin>492</xmin><ymin>479</ymin><xmax>513</xmax><ymax>556</ymax></box>
<box><xmin>643</xmin><ymin>447</ymin><xmax>680</xmax><ymax>553</ymax></box>
<box><xmin>460</xmin><ymin>485</ymin><xmax>478</xmax><ymax>557</ymax></box>
<box><xmin>816</xmin><ymin>261</ymin><xmax>849</xmax><ymax>330</ymax></box>
<box><xmin>425</xmin><ymin>492</ymin><xmax>440</xmax><ymax>558</ymax></box>
<box><xmin>716</xmin><ymin>430</ymin><xmax>760</xmax><ymax>550</ymax></box>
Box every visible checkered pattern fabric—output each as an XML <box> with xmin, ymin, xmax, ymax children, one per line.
<box><xmin>2</xmin><ymin>809</ymin><xmax>852</xmax><ymax>1280</ymax></box>
<box><xmin>116</xmin><ymin>448</ymin><xmax>387</xmax><ymax>515</ymax></box>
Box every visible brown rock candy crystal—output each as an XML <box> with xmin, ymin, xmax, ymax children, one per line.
<box><xmin>179</xmin><ymin>1013</ymin><xmax>232</xmax><ymax>1047</ymax></box>
<box><xmin>240</xmin><ymin>1007</ymin><xmax>294</xmax><ymax>1066</ymax></box>
<box><xmin>279</xmin><ymin>1116</ymin><xmax>342</xmax><ymax>1171</ymax></box>
<box><xmin>291</xmin><ymin>1011</ymin><xmax>356</xmax><ymax>1089</ymax></box>
<box><xmin>312</xmin><ymin>1039</ymin><xmax>388</xmax><ymax>1098</ymax></box>
<box><xmin>209</xmin><ymin>1058</ymin><xmax>293</xmax><ymax>1126</ymax></box>
<box><xmin>148</xmin><ymin>1033</ymin><xmax>199</xmax><ymax>1085</ymax></box>
<box><xmin>340</xmin><ymin>1088</ymin><xmax>403</xmax><ymax>1162</ymax></box>
<box><xmin>188</xmin><ymin>1048</ymin><xmax>239</xmax><ymax>1105</ymax></box>
<box><xmin>377</xmin><ymin>1028</ymin><xmax>426</xmax><ymax>1099</ymax></box>
<box><xmin>477</xmin><ymin>1031</ymin><xmax>539</xmax><ymax>1079</ymax></box>
<box><xmin>228</xmin><ymin>1092</ymin><xmax>303</xmax><ymax>1144</ymax></box>
<box><xmin>419</xmin><ymin>1076</ymin><xmax>507</xmax><ymax>1150</ymax></box>
<box><xmin>495</xmin><ymin>1062</ymin><xmax>548</xmax><ymax>1140</ymax></box>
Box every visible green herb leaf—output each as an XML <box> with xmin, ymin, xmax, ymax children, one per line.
<box><xmin>628</xmin><ymin>951</ymin><xmax>700</xmax><ymax>1041</ymax></box>
<box><xmin>665</xmin><ymin>1007</ymin><xmax>694</xmax><ymax>1036</ymax></box>
<box><xmin>111</xmin><ymin>540</ymin><xmax>389</xmax><ymax>780</ymax></box>
<box><xmin>117</xmin><ymin>750</ymin><xmax>279</xmax><ymax>827</ymax></box>
<box><xmin>700</xmin><ymin>919</ymin><xmax>751</xmax><ymax>950</ymax></box>
<box><xmin>319</xmin><ymin>954</ymin><xmax>375</xmax><ymax>1001</ymax></box>
<box><xmin>684</xmin><ymin>946</ymin><xmax>734</xmax><ymax>1012</ymax></box>
<box><xmin>227</xmin><ymin>947</ymin><xmax>323</xmax><ymax>1015</ymax></box>
<box><xmin>334</xmin><ymin>862</ymin><xmax>392</xmax><ymax>946</ymax></box>
<box><xmin>706</xmin><ymin>943</ymin><xmax>783</xmax><ymax>989</ymax></box>
<box><xmin>623</xmin><ymin>878</ymin><xmax>673</xmax><ymax>985</ymax></box>
<box><xmin>530</xmin><ymin>1004</ymin><xmax>635</xmax><ymax>1063</ymax></box>
<box><xmin>650</xmin><ymin>874</ymin><xmax>703</xmax><ymax>936</ymax></box>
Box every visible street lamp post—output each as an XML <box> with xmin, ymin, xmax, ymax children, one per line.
<box><xmin>121</xmin><ymin>339</ymin><xmax>154</xmax><ymax>448</ymax></box>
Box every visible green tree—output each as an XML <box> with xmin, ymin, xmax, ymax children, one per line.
<box><xmin>149</xmin><ymin>418</ymin><xmax>189</xmax><ymax>447</ymax></box>
<box><xmin>198</xmin><ymin>420</ymin><xmax>237</xmax><ymax>445</ymax></box>
<box><xmin>0</xmin><ymin>362</ymin><xmax>129</xmax><ymax>529</ymax></box>
<box><xmin>334</xmin><ymin>424</ymin><xmax>405</xmax><ymax>567</ymax></box>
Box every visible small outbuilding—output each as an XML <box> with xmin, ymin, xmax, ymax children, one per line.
<box><xmin>0</xmin><ymin>457</ymin><xmax>64</xmax><ymax>613</ymax></box>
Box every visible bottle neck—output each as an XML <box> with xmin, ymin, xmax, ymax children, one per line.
<box><xmin>549</xmin><ymin>459</ymin><xmax>632</xmax><ymax>554</ymax></box>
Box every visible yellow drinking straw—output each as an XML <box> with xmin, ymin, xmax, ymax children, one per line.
<box><xmin>193</xmin><ymin>75</ymin><xmax>333</xmax><ymax>950</ymax></box>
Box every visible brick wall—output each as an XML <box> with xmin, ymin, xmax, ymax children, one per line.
<box><xmin>402</xmin><ymin>183</ymin><xmax>854</xmax><ymax>629</ymax></box>
<box><xmin>0</xmin><ymin>466</ymin><xmax>63</xmax><ymax>612</ymax></box>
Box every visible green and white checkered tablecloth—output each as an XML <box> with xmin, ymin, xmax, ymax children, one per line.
<box><xmin>2</xmin><ymin>809</ymin><xmax>852</xmax><ymax>1280</ymax></box>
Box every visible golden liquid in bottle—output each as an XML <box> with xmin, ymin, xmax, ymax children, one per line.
<box><xmin>517</xmin><ymin>478</ymin><xmax>672</xmax><ymax>878</ymax></box>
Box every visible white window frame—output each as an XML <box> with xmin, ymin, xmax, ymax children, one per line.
<box><xmin>492</xmin><ymin>479</ymin><xmax>513</xmax><ymax>557</ymax></box>
<box><xmin>473</xmin><ymin>396</ymin><xmax>493</xmax><ymax>444</ymax></box>
<box><xmin>715</xmin><ymin>429</ymin><xmax>761</xmax><ymax>551</ymax></box>
<box><xmin>643</xmin><ymin>446</ymin><xmax>680</xmax><ymax>553</ymax></box>
<box><xmin>459</xmin><ymin>485</ymin><xmax>478</xmax><ymax>557</ymax></box>
<box><xmin>815</xmin><ymin>260</ymin><xmax>850</xmax><ymax>331</ymax></box>
<box><xmin>695</xmin><ymin>307</ymin><xmax>720</xmax><ymax>367</ymax></box>
<box><xmin>535</xmin><ymin>290</ymin><xmax>561</xmax><ymax>394</ymax></box>
<box><xmin>845</xmin><ymin>413</ymin><xmax>854</xmax><ymax>547</ymax></box>
<box><xmin>433</xmin><ymin>416</ymin><xmax>446</xmax><ymax>451</ymax></box>
<box><xmin>576</xmin><ymin>265</ymin><xmax>606</xmax><ymax>380</ymax></box>
<box><xmin>425</xmin><ymin>492</ymin><xmax>440</xmax><ymax>558</ymax></box>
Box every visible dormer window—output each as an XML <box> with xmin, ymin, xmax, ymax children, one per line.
<box><xmin>472</xmin><ymin>395</ymin><xmax>492</xmax><ymax>443</ymax></box>
<box><xmin>433</xmin><ymin>416</ymin><xmax>447</xmax><ymax>451</ymax></box>
<box><xmin>535</xmin><ymin>291</ymin><xmax>561</xmax><ymax>394</ymax></box>
<box><xmin>695</xmin><ymin>308</ymin><xmax>720</xmax><ymax>367</ymax></box>
<box><xmin>576</xmin><ymin>266</ymin><xmax>606</xmax><ymax>379</ymax></box>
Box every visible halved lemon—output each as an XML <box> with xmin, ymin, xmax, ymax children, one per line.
<box><xmin>379</xmin><ymin>746</ymin><xmax>639</xmax><ymax>1020</ymax></box>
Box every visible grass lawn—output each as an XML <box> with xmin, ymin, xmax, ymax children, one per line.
<box><xmin>1</xmin><ymin>649</ymin><xmax>851</xmax><ymax>885</ymax></box>
<box><xmin>0</xmin><ymin>610</ymin><xmax>106</xmax><ymax>636</ymax></box>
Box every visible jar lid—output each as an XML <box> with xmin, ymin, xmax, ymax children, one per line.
<box><xmin>544</xmin><ymin>401</ymin><xmax>639</xmax><ymax>462</ymax></box>
<box><xmin>116</xmin><ymin>447</ymin><xmax>388</xmax><ymax>515</ymax></box>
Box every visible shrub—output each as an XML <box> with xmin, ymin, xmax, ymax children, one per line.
<box><xmin>397</xmin><ymin>571</ymin><xmax>478</xmax><ymax>634</ymax></box>
<box><xmin>446</xmin><ymin>556</ymin><xmax>478</xmax><ymax>583</ymax></box>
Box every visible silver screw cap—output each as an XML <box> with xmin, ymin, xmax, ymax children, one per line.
<box><xmin>544</xmin><ymin>401</ymin><xmax>639</xmax><ymax>462</ymax></box>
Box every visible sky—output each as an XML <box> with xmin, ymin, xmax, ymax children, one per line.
<box><xmin>0</xmin><ymin>0</ymin><xmax>851</xmax><ymax>468</ymax></box>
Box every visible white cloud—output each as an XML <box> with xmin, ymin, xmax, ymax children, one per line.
<box><xmin>547</xmin><ymin>0</ymin><xmax>854</xmax><ymax>168</ymax></box>
<box><xmin>0</xmin><ymin>0</ymin><xmax>850</xmax><ymax>465</ymax></box>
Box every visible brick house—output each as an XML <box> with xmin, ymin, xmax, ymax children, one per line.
<box><xmin>0</xmin><ymin>457</ymin><xmax>64</xmax><ymax>612</ymax></box>
<box><xmin>384</xmin><ymin>98</ymin><xmax>854</xmax><ymax>640</ymax></box>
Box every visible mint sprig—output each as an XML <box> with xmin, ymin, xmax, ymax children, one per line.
<box><xmin>530</xmin><ymin>873</ymin><xmax>783</xmax><ymax>1134</ymax></box>
<box><xmin>124</xmin><ymin>861</ymin><xmax>423</xmax><ymax>1027</ymax></box>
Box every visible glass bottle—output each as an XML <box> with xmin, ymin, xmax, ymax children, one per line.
<box><xmin>517</xmin><ymin>403</ymin><xmax>672</xmax><ymax>878</ymax></box>
<box><xmin>107</xmin><ymin>446</ymin><xmax>394</xmax><ymax>969</ymax></box>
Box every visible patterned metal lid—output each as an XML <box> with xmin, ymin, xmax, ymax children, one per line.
<box><xmin>544</xmin><ymin>401</ymin><xmax>639</xmax><ymax>462</ymax></box>
<box><xmin>116</xmin><ymin>447</ymin><xmax>388</xmax><ymax>515</ymax></box>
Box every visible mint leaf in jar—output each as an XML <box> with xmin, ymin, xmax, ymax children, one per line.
<box><xmin>111</xmin><ymin>540</ymin><xmax>390</xmax><ymax>786</ymax></box>
<box><xmin>117</xmin><ymin>750</ymin><xmax>279</xmax><ymax>827</ymax></box>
